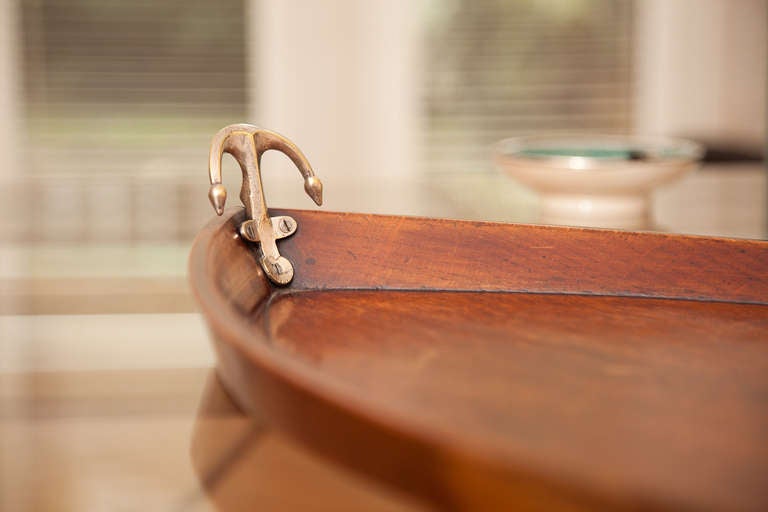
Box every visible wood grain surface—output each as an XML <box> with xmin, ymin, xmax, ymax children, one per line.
<box><xmin>189</xmin><ymin>208</ymin><xmax>768</xmax><ymax>511</ymax></box>
<box><xmin>267</xmin><ymin>291</ymin><xmax>768</xmax><ymax>512</ymax></box>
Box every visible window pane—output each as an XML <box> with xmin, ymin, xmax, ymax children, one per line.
<box><xmin>18</xmin><ymin>0</ymin><xmax>247</xmax><ymax>242</ymax></box>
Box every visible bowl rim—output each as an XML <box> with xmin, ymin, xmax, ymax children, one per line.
<box><xmin>495</xmin><ymin>134</ymin><xmax>704</xmax><ymax>170</ymax></box>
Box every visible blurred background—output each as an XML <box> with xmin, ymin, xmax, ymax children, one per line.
<box><xmin>0</xmin><ymin>1</ymin><xmax>766</xmax><ymax>509</ymax></box>
<box><xmin>0</xmin><ymin>0</ymin><xmax>761</xmax><ymax>309</ymax></box>
<box><xmin>2</xmin><ymin>0</ymin><xmax>765</xmax><ymax>243</ymax></box>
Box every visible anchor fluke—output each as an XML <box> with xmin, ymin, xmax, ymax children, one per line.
<box><xmin>304</xmin><ymin>176</ymin><xmax>323</xmax><ymax>206</ymax></box>
<box><xmin>208</xmin><ymin>183</ymin><xmax>227</xmax><ymax>216</ymax></box>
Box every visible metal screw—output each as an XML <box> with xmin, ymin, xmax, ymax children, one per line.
<box><xmin>279</xmin><ymin>218</ymin><xmax>293</xmax><ymax>234</ymax></box>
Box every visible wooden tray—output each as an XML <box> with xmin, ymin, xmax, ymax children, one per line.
<box><xmin>189</xmin><ymin>208</ymin><xmax>768</xmax><ymax>511</ymax></box>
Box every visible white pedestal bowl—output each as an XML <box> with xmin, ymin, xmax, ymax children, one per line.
<box><xmin>495</xmin><ymin>135</ymin><xmax>703</xmax><ymax>230</ymax></box>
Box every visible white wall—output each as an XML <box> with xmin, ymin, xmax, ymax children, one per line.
<box><xmin>246</xmin><ymin>0</ymin><xmax>423</xmax><ymax>212</ymax></box>
<box><xmin>635</xmin><ymin>0</ymin><xmax>766</xmax><ymax>150</ymax></box>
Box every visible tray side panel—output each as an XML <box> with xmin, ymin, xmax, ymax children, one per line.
<box><xmin>273</xmin><ymin>209</ymin><xmax>768</xmax><ymax>304</ymax></box>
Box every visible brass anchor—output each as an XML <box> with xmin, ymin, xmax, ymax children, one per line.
<box><xmin>208</xmin><ymin>124</ymin><xmax>323</xmax><ymax>285</ymax></box>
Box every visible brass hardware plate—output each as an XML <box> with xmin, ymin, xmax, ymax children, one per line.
<box><xmin>239</xmin><ymin>215</ymin><xmax>298</xmax><ymax>242</ymax></box>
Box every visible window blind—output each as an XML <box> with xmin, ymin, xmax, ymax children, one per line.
<box><xmin>422</xmin><ymin>0</ymin><xmax>634</xmax><ymax>174</ymax></box>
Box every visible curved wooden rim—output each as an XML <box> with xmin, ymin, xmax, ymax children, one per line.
<box><xmin>189</xmin><ymin>208</ymin><xmax>768</xmax><ymax>511</ymax></box>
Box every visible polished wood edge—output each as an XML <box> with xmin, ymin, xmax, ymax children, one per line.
<box><xmin>273</xmin><ymin>208</ymin><xmax>768</xmax><ymax>305</ymax></box>
<box><xmin>189</xmin><ymin>209</ymin><xmax>271</xmax><ymax>316</ymax></box>
<box><xmin>189</xmin><ymin>208</ymin><xmax>767</xmax><ymax>510</ymax></box>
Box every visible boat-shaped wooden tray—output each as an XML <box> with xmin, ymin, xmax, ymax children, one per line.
<box><xmin>190</xmin><ymin>205</ymin><xmax>768</xmax><ymax>512</ymax></box>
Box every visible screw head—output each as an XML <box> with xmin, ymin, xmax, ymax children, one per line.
<box><xmin>239</xmin><ymin>222</ymin><xmax>257</xmax><ymax>241</ymax></box>
<box><xmin>262</xmin><ymin>255</ymin><xmax>294</xmax><ymax>285</ymax></box>
<box><xmin>279</xmin><ymin>218</ymin><xmax>293</xmax><ymax>234</ymax></box>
